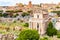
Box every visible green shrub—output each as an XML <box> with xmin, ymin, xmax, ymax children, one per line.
<box><xmin>40</xmin><ymin>37</ymin><xmax>48</xmax><ymax>40</ymax></box>
<box><xmin>57</xmin><ymin>31</ymin><xmax>60</xmax><ymax>38</ymax></box>
<box><xmin>2</xmin><ymin>13</ymin><xmax>8</xmax><ymax>17</ymax></box>
<box><xmin>0</xmin><ymin>10</ymin><xmax>3</xmax><ymax>12</ymax></box>
<box><xmin>13</xmin><ymin>14</ymin><xmax>19</xmax><ymax>17</ymax></box>
<box><xmin>6</xmin><ymin>10</ymin><xmax>14</xmax><ymax>13</ymax></box>
<box><xmin>51</xmin><ymin>11</ymin><xmax>60</xmax><ymax>17</ymax></box>
<box><xmin>24</xmin><ymin>23</ymin><xmax>29</xmax><ymax>27</ymax></box>
<box><xmin>0</xmin><ymin>13</ymin><xmax>2</xmax><ymax>17</ymax></box>
<box><xmin>15</xmin><ymin>10</ymin><xmax>22</xmax><ymax>12</ymax></box>
<box><xmin>13</xmin><ymin>21</ymin><xmax>16</xmax><ymax>23</ymax></box>
<box><xmin>16</xmin><ymin>29</ymin><xmax>39</xmax><ymax>40</ymax></box>
<box><xmin>22</xmin><ymin>12</ymin><xmax>30</xmax><ymax>17</ymax></box>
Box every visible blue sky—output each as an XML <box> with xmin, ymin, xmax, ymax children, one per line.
<box><xmin>0</xmin><ymin>0</ymin><xmax>60</xmax><ymax>6</ymax></box>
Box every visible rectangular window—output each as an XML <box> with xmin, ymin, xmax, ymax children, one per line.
<box><xmin>37</xmin><ymin>23</ymin><xmax>39</xmax><ymax>31</ymax></box>
<box><xmin>37</xmin><ymin>15</ymin><xmax>39</xmax><ymax>18</ymax></box>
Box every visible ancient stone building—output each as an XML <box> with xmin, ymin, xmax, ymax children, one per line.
<box><xmin>29</xmin><ymin>8</ymin><xmax>48</xmax><ymax>35</ymax></box>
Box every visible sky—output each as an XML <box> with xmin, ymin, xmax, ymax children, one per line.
<box><xmin>0</xmin><ymin>0</ymin><xmax>60</xmax><ymax>6</ymax></box>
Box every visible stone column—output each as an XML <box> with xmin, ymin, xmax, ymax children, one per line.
<box><xmin>29</xmin><ymin>22</ymin><xmax>32</xmax><ymax>29</ymax></box>
<box><xmin>40</xmin><ymin>20</ymin><xmax>45</xmax><ymax>35</ymax></box>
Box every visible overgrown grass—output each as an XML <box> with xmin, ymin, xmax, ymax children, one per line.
<box><xmin>0</xmin><ymin>21</ymin><xmax>29</xmax><ymax>35</ymax></box>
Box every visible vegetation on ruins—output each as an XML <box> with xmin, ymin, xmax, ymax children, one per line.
<box><xmin>56</xmin><ymin>6</ymin><xmax>60</xmax><ymax>8</ymax></box>
<box><xmin>51</xmin><ymin>11</ymin><xmax>60</xmax><ymax>17</ymax></box>
<box><xmin>0</xmin><ymin>13</ymin><xmax>8</xmax><ymax>17</ymax></box>
<box><xmin>40</xmin><ymin>37</ymin><xmax>48</xmax><ymax>40</ymax></box>
<box><xmin>6</xmin><ymin>10</ymin><xmax>13</xmax><ymax>12</ymax></box>
<box><xmin>6</xmin><ymin>10</ymin><xmax>22</xmax><ymax>13</ymax></box>
<box><xmin>20</xmin><ymin>22</ymin><xmax>29</xmax><ymax>27</ymax></box>
<box><xmin>2</xmin><ymin>13</ymin><xmax>8</xmax><ymax>17</ymax></box>
<box><xmin>13</xmin><ymin>13</ymin><xmax>19</xmax><ymax>17</ymax></box>
<box><xmin>0</xmin><ymin>13</ymin><xmax>3</xmax><ymax>17</ymax></box>
<box><xmin>0</xmin><ymin>10</ymin><xmax>3</xmax><ymax>12</ymax></box>
<box><xmin>27</xmin><ymin>10</ymin><xmax>32</xmax><ymax>13</ymax></box>
<box><xmin>57</xmin><ymin>31</ymin><xmax>60</xmax><ymax>38</ymax></box>
<box><xmin>23</xmin><ymin>23</ymin><xmax>29</xmax><ymax>27</ymax></box>
<box><xmin>22</xmin><ymin>12</ymin><xmax>30</xmax><ymax>17</ymax></box>
<box><xmin>15</xmin><ymin>10</ymin><xmax>23</xmax><ymax>12</ymax></box>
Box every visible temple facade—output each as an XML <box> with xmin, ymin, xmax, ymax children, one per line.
<box><xmin>29</xmin><ymin>8</ymin><xmax>48</xmax><ymax>35</ymax></box>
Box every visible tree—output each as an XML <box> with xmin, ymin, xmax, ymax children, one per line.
<box><xmin>23</xmin><ymin>23</ymin><xmax>29</xmax><ymax>27</ymax></box>
<box><xmin>6</xmin><ymin>10</ymin><xmax>14</xmax><ymax>13</ymax></box>
<box><xmin>16</xmin><ymin>30</ymin><xmax>39</xmax><ymax>40</ymax></box>
<box><xmin>0</xmin><ymin>13</ymin><xmax>2</xmax><ymax>17</ymax></box>
<box><xmin>13</xmin><ymin>14</ymin><xmax>19</xmax><ymax>17</ymax></box>
<box><xmin>27</xmin><ymin>10</ymin><xmax>32</xmax><ymax>13</ymax></box>
<box><xmin>46</xmin><ymin>21</ymin><xmax>57</xmax><ymax>37</ymax></box>
<box><xmin>51</xmin><ymin>11</ymin><xmax>60</xmax><ymax>17</ymax></box>
<box><xmin>2</xmin><ymin>13</ymin><xmax>8</xmax><ymax>17</ymax></box>
<box><xmin>22</xmin><ymin>12</ymin><xmax>30</xmax><ymax>17</ymax></box>
<box><xmin>0</xmin><ymin>10</ymin><xmax>3</xmax><ymax>13</ymax></box>
<box><xmin>56</xmin><ymin>6</ymin><xmax>60</xmax><ymax>8</ymax></box>
<box><xmin>15</xmin><ymin>10</ymin><xmax>22</xmax><ymax>13</ymax></box>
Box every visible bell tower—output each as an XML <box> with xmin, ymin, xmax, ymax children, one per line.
<box><xmin>27</xmin><ymin>1</ymin><xmax>32</xmax><ymax>8</ymax></box>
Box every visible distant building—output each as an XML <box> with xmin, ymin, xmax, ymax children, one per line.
<box><xmin>27</xmin><ymin>1</ymin><xmax>33</xmax><ymax>8</ymax></box>
<box><xmin>41</xmin><ymin>3</ymin><xmax>56</xmax><ymax>9</ymax></box>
